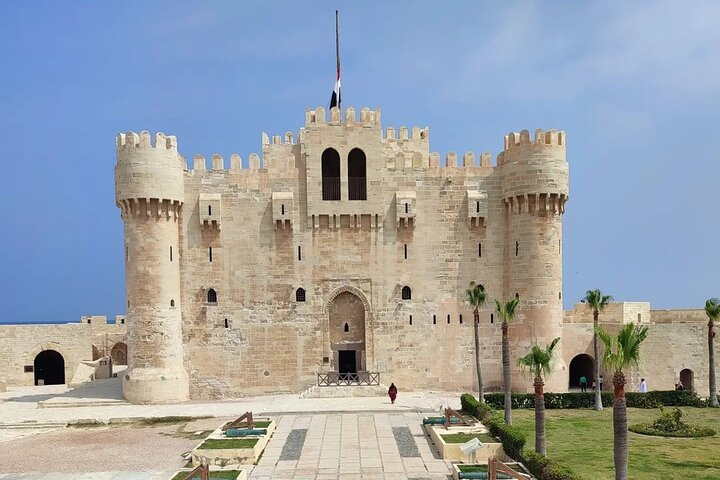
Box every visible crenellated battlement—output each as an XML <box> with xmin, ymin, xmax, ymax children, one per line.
<box><xmin>383</xmin><ymin>126</ymin><xmax>429</xmax><ymax>142</ymax></box>
<box><xmin>190</xmin><ymin>153</ymin><xmax>263</xmax><ymax>172</ymax></box>
<box><xmin>305</xmin><ymin>106</ymin><xmax>381</xmax><ymax>127</ymax></box>
<box><xmin>116</xmin><ymin>131</ymin><xmax>177</xmax><ymax>152</ymax></box>
<box><xmin>497</xmin><ymin>129</ymin><xmax>566</xmax><ymax>166</ymax></box>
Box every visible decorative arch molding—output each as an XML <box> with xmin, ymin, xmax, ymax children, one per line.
<box><xmin>324</xmin><ymin>285</ymin><xmax>372</xmax><ymax>314</ymax></box>
<box><xmin>26</xmin><ymin>342</ymin><xmax>67</xmax><ymax>366</ymax></box>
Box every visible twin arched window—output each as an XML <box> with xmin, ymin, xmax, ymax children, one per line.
<box><xmin>401</xmin><ymin>286</ymin><xmax>412</xmax><ymax>300</ymax></box>
<box><xmin>321</xmin><ymin>148</ymin><xmax>366</xmax><ymax>201</ymax></box>
<box><xmin>207</xmin><ymin>288</ymin><xmax>217</xmax><ymax>304</ymax></box>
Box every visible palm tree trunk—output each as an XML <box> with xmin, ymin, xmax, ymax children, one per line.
<box><xmin>594</xmin><ymin>311</ymin><xmax>603</xmax><ymax>411</ymax></box>
<box><xmin>502</xmin><ymin>321</ymin><xmax>512</xmax><ymax>424</ymax></box>
<box><xmin>612</xmin><ymin>370</ymin><xmax>628</xmax><ymax>480</ymax></box>
<box><xmin>474</xmin><ymin>310</ymin><xmax>484</xmax><ymax>403</ymax></box>
<box><xmin>534</xmin><ymin>375</ymin><xmax>546</xmax><ymax>456</ymax></box>
<box><xmin>709</xmin><ymin>320</ymin><xmax>718</xmax><ymax>407</ymax></box>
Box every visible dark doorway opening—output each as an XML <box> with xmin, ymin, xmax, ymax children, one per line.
<box><xmin>568</xmin><ymin>354</ymin><xmax>594</xmax><ymax>389</ymax></box>
<box><xmin>338</xmin><ymin>350</ymin><xmax>357</xmax><ymax>379</ymax></box>
<box><xmin>34</xmin><ymin>350</ymin><xmax>65</xmax><ymax>386</ymax></box>
<box><xmin>680</xmin><ymin>368</ymin><xmax>694</xmax><ymax>392</ymax></box>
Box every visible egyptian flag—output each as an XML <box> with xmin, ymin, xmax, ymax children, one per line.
<box><xmin>329</xmin><ymin>67</ymin><xmax>341</xmax><ymax>109</ymax></box>
<box><xmin>330</xmin><ymin>11</ymin><xmax>341</xmax><ymax>110</ymax></box>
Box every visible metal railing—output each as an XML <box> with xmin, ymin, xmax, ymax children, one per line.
<box><xmin>348</xmin><ymin>177</ymin><xmax>367</xmax><ymax>200</ymax></box>
<box><xmin>322</xmin><ymin>177</ymin><xmax>341</xmax><ymax>200</ymax></box>
<box><xmin>318</xmin><ymin>371</ymin><xmax>380</xmax><ymax>386</ymax></box>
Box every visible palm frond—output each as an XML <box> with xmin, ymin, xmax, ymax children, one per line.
<box><xmin>517</xmin><ymin>337</ymin><xmax>560</xmax><ymax>379</ymax></box>
<box><xmin>705</xmin><ymin>298</ymin><xmax>720</xmax><ymax>322</ymax></box>
<box><xmin>583</xmin><ymin>288</ymin><xmax>613</xmax><ymax>313</ymax></box>
<box><xmin>465</xmin><ymin>282</ymin><xmax>487</xmax><ymax>310</ymax></box>
<box><xmin>597</xmin><ymin>323</ymin><xmax>649</xmax><ymax>372</ymax></box>
<box><xmin>494</xmin><ymin>297</ymin><xmax>520</xmax><ymax>324</ymax></box>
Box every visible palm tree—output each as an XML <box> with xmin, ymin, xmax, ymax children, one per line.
<box><xmin>495</xmin><ymin>297</ymin><xmax>520</xmax><ymax>424</ymax></box>
<box><xmin>597</xmin><ymin>322</ymin><xmax>649</xmax><ymax>480</ymax></box>
<box><xmin>466</xmin><ymin>282</ymin><xmax>488</xmax><ymax>402</ymax></box>
<box><xmin>583</xmin><ymin>289</ymin><xmax>613</xmax><ymax>411</ymax></box>
<box><xmin>518</xmin><ymin>337</ymin><xmax>560</xmax><ymax>456</ymax></box>
<box><xmin>705</xmin><ymin>298</ymin><xmax>720</xmax><ymax>407</ymax></box>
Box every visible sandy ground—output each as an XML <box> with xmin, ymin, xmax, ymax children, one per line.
<box><xmin>0</xmin><ymin>417</ymin><xmax>229</xmax><ymax>474</ymax></box>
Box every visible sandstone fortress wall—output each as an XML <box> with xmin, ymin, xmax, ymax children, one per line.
<box><xmin>1</xmin><ymin>106</ymin><xmax>715</xmax><ymax>403</ymax></box>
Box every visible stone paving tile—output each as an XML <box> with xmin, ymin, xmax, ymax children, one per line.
<box><xmin>279</xmin><ymin>428</ymin><xmax>308</xmax><ymax>461</ymax></box>
<box><xmin>392</xmin><ymin>426</ymin><xmax>421</xmax><ymax>458</ymax></box>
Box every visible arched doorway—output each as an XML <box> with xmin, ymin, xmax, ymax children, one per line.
<box><xmin>568</xmin><ymin>354</ymin><xmax>594</xmax><ymax>389</ymax></box>
<box><xmin>111</xmin><ymin>342</ymin><xmax>127</xmax><ymax>365</ymax></box>
<box><xmin>680</xmin><ymin>369</ymin><xmax>694</xmax><ymax>392</ymax></box>
<box><xmin>328</xmin><ymin>291</ymin><xmax>366</xmax><ymax>376</ymax></box>
<box><xmin>34</xmin><ymin>350</ymin><xmax>65</xmax><ymax>386</ymax></box>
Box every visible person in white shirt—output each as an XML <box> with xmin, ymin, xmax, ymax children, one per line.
<box><xmin>639</xmin><ymin>378</ymin><xmax>648</xmax><ymax>393</ymax></box>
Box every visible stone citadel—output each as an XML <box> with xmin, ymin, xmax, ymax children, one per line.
<box><xmin>0</xmin><ymin>106</ymin><xmax>716</xmax><ymax>403</ymax></box>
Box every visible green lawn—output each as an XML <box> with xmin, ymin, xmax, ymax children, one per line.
<box><xmin>197</xmin><ymin>438</ymin><xmax>258</xmax><ymax>449</ymax></box>
<box><xmin>512</xmin><ymin>407</ymin><xmax>720</xmax><ymax>480</ymax></box>
<box><xmin>441</xmin><ymin>432</ymin><xmax>498</xmax><ymax>444</ymax></box>
<box><xmin>170</xmin><ymin>471</ymin><xmax>239</xmax><ymax>480</ymax></box>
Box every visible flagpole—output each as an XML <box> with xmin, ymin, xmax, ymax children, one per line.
<box><xmin>335</xmin><ymin>10</ymin><xmax>341</xmax><ymax>111</ymax></box>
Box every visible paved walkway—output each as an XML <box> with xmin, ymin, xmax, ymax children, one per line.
<box><xmin>0</xmin><ymin>378</ymin><xmax>461</xmax><ymax>427</ymax></box>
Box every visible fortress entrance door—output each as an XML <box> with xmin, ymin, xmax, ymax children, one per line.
<box><xmin>328</xmin><ymin>291</ymin><xmax>366</xmax><ymax>373</ymax></box>
<box><xmin>34</xmin><ymin>350</ymin><xmax>65</xmax><ymax>386</ymax></box>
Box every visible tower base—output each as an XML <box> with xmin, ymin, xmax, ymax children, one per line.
<box><xmin>122</xmin><ymin>367</ymin><xmax>189</xmax><ymax>404</ymax></box>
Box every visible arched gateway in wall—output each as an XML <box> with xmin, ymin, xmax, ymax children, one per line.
<box><xmin>568</xmin><ymin>353</ymin><xmax>594</xmax><ymax>389</ymax></box>
<box><xmin>34</xmin><ymin>350</ymin><xmax>65</xmax><ymax>386</ymax></box>
<box><xmin>327</xmin><ymin>289</ymin><xmax>367</xmax><ymax>375</ymax></box>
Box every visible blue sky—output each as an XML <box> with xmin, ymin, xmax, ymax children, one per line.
<box><xmin>0</xmin><ymin>1</ymin><xmax>718</xmax><ymax>323</ymax></box>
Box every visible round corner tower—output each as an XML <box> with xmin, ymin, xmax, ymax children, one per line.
<box><xmin>115</xmin><ymin>130</ymin><xmax>189</xmax><ymax>404</ymax></box>
<box><xmin>498</xmin><ymin>128</ymin><xmax>569</xmax><ymax>392</ymax></box>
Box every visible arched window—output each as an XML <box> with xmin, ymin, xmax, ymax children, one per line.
<box><xmin>344</xmin><ymin>322</ymin><xmax>349</xmax><ymax>332</ymax></box>
<box><xmin>207</xmin><ymin>288</ymin><xmax>217</xmax><ymax>304</ymax></box>
<box><xmin>170</xmin><ymin>299</ymin><xmax>175</xmax><ymax>307</ymax></box>
<box><xmin>401</xmin><ymin>286</ymin><xmax>412</xmax><ymax>300</ymax></box>
<box><xmin>321</xmin><ymin>148</ymin><xmax>341</xmax><ymax>200</ymax></box>
<box><xmin>348</xmin><ymin>148</ymin><xmax>367</xmax><ymax>200</ymax></box>
<box><xmin>296</xmin><ymin>288</ymin><xmax>306</xmax><ymax>302</ymax></box>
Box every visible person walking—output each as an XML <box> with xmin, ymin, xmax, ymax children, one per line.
<box><xmin>579</xmin><ymin>375</ymin><xmax>588</xmax><ymax>393</ymax></box>
<box><xmin>388</xmin><ymin>383</ymin><xmax>398</xmax><ymax>404</ymax></box>
<box><xmin>639</xmin><ymin>378</ymin><xmax>648</xmax><ymax>393</ymax></box>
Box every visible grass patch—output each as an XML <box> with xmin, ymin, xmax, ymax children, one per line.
<box><xmin>457</xmin><ymin>463</ymin><xmax>522</xmax><ymax>473</ymax></box>
<box><xmin>223</xmin><ymin>420</ymin><xmax>272</xmax><ymax>429</ymax></box>
<box><xmin>170</xmin><ymin>471</ymin><xmax>240</xmax><ymax>480</ymax></box>
<box><xmin>441</xmin><ymin>432</ymin><xmax>498</xmax><ymax>444</ymax></box>
<box><xmin>198</xmin><ymin>438</ymin><xmax>258</xmax><ymax>449</ymax></box>
<box><xmin>137</xmin><ymin>415</ymin><xmax>212</xmax><ymax>426</ymax></box>
<box><xmin>513</xmin><ymin>407</ymin><xmax>720</xmax><ymax>480</ymax></box>
<box><xmin>629</xmin><ymin>423</ymin><xmax>716</xmax><ymax>438</ymax></box>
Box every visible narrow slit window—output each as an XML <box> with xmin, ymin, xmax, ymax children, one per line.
<box><xmin>170</xmin><ymin>299</ymin><xmax>175</xmax><ymax>307</ymax></box>
<box><xmin>281</xmin><ymin>204</ymin><xmax>285</xmax><ymax>215</ymax></box>
<box><xmin>515</xmin><ymin>241</ymin><xmax>519</xmax><ymax>256</ymax></box>
<box><xmin>170</xmin><ymin>246</ymin><xmax>173</xmax><ymax>262</ymax></box>
<box><xmin>125</xmin><ymin>245</ymin><xmax>129</xmax><ymax>261</ymax></box>
<box><xmin>478</xmin><ymin>242</ymin><xmax>482</xmax><ymax>258</ymax></box>
<box><xmin>433</xmin><ymin>315</ymin><xmax>437</xmax><ymax>325</ymax></box>
<box><xmin>344</xmin><ymin>322</ymin><xmax>349</xmax><ymax>332</ymax></box>
<box><xmin>224</xmin><ymin>318</ymin><xmax>229</xmax><ymax>328</ymax></box>
<box><xmin>476</xmin><ymin>201</ymin><xmax>480</xmax><ymax>213</ymax></box>
<box><xmin>447</xmin><ymin>314</ymin><xmax>450</xmax><ymax>324</ymax></box>
<box><xmin>298</xmin><ymin>245</ymin><xmax>302</xmax><ymax>261</ymax></box>
<box><xmin>208</xmin><ymin>205</ymin><xmax>212</xmax><ymax>216</ymax></box>
<box><xmin>409</xmin><ymin>315</ymin><xmax>413</xmax><ymax>325</ymax></box>
<box><xmin>404</xmin><ymin>244</ymin><xmax>408</xmax><ymax>260</ymax></box>
<box><xmin>638</xmin><ymin>313</ymin><xmax>641</xmax><ymax>322</ymax></box>
<box><xmin>209</xmin><ymin>247</ymin><xmax>213</xmax><ymax>262</ymax></box>
<box><xmin>490</xmin><ymin>313</ymin><xmax>494</xmax><ymax>324</ymax></box>
<box><xmin>459</xmin><ymin>314</ymin><xmax>463</xmax><ymax>324</ymax></box>
<box><xmin>405</xmin><ymin>203</ymin><xmax>408</xmax><ymax>213</ymax></box>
